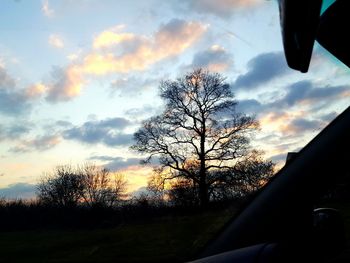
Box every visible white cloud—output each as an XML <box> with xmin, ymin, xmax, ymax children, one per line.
<box><xmin>48</xmin><ymin>34</ymin><xmax>64</xmax><ymax>48</ymax></box>
<box><xmin>67</xmin><ymin>54</ymin><xmax>78</xmax><ymax>61</ymax></box>
<box><xmin>42</xmin><ymin>0</ymin><xmax>54</xmax><ymax>17</ymax></box>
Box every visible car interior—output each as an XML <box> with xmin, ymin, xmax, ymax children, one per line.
<box><xmin>191</xmin><ymin>1</ymin><xmax>350</xmax><ymax>262</ymax></box>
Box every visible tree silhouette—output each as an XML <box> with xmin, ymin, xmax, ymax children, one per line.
<box><xmin>80</xmin><ymin>164</ymin><xmax>127</xmax><ymax>208</ymax></box>
<box><xmin>37</xmin><ymin>164</ymin><xmax>127</xmax><ymax>208</ymax></box>
<box><xmin>37</xmin><ymin>165</ymin><xmax>84</xmax><ymax>208</ymax></box>
<box><xmin>132</xmin><ymin>69</ymin><xmax>273</xmax><ymax>206</ymax></box>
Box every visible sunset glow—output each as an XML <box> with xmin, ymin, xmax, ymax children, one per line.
<box><xmin>0</xmin><ymin>0</ymin><xmax>349</xmax><ymax>199</ymax></box>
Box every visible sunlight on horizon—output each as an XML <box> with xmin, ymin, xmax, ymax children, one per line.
<box><xmin>0</xmin><ymin>0</ymin><xmax>349</xmax><ymax>199</ymax></box>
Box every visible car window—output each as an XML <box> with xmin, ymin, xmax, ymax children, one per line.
<box><xmin>0</xmin><ymin>1</ymin><xmax>349</xmax><ymax>262</ymax></box>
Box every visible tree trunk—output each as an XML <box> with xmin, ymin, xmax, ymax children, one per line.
<box><xmin>199</xmin><ymin>118</ymin><xmax>208</xmax><ymax>207</ymax></box>
<box><xmin>199</xmin><ymin>177</ymin><xmax>208</xmax><ymax>207</ymax></box>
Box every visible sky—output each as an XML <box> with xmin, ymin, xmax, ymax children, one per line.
<box><xmin>0</xmin><ymin>0</ymin><xmax>349</xmax><ymax>199</ymax></box>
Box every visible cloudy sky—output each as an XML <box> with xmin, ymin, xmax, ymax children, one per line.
<box><xmin>0</xmin><ymin>0</ymin><xmax>348</xmax><ymax>199</ymax></box>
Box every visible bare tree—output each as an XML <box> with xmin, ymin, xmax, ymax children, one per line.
<box><xmin>37</xmin><ymin>165</ymin><xmax>84</xmax><ymax>207</ymax></box>
<box><xmin>79</xmin><ymin>164</ymin><xmax>127</xmax><ymax>208</ymax></box>
<box><xmin>132</xmin><ymin>69</ymin><xmax>272</xmax><ymax>206</ymax></box>
<box><xmin>37</xmin><ymin>164</ymin><xmax>127</xmax><ymax>208</ymax></box>
<box><xmin>207</xmin><ymin>150</ymin><xmax>275</xmax><ymax>200</ymax></box>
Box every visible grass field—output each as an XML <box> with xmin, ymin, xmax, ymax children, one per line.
<box><xmin>0</xmin><ymin>207</ymin><xmax>235</xmax><ymax>263</ymax></box>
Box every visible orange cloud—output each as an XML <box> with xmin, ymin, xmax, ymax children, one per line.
<box><xmin>259</xmin><ymin>112</ymin><xmax>290</xmax><ymax>131</ymax></box>
<box><xmin>46</xmin><ymin>65</ymin><xmax>83</xmax><ymax>102</ymax></box>
<box><xmin>63</xmin><ymin>66</ymin><xmax>83</xmax><ymax>97</ymax></box>
<box><xmin>83</xmin><ymin>20</ymin><xmax>207</xmax><ymax>75</ymax></box>
<box><xmin>154</xmin><ymin>20</ymin><xmax>206</xmax><ymax>56</ymax></box>
<box><xmin>259</xmin><ymin>111</ymin><xmax>305</xmax><ymax>134</ymax></box>
<box><xmin>259</xmin><ymin>110</ymin><xmax>328</xmax><ymax>137</ymax></box>
<box><xmin>25</xmin><ymin>83</ymin><xmax>47</xmax><ymax>98</ymax></box>
<box><xmin>82</xmin><ymin>53</ymin><xmax>121</xmax><ymax>74</ymax></box>
<box><xmin>93</xmin><ymin>25</ymin><xmax>134</xmax><ymax>49</ymax></box>
<box><xmin>45</xmin><ymin>19</ymin><xmax>206</xmax><ymax>101</ymax></box>
<box><xmin>207</xmin><ymin>63</ymin><xmax>231</xmax><ymax>72</ymax></box>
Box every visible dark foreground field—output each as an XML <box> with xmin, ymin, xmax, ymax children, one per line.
<box><xmin>0</xmin><ymin>207</ymin><xmax>235</xmax><ymax>263</ymax></box>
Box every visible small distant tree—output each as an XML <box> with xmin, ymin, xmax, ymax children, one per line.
<box><xmin>230</xmin><ymin>151</ymin><xmax>274</xmax><ymax>195</ymax></box>
<box><xmin>80</xmin><ymin>164</ymin><xmax>127</xmax><ymax>208</ymax></box>
<box><xmin>37</xmin><ymin>165</ymin><xmax>83</xmax><ymax>208</ymax></box>
<box><xmin>208</xmin><ymin>150</ymin><xmax>274</xmax><ymax>200</ymax></box>
<box><xmin>37</xmin><ymin>164</ymin><xmax>127</xmax><ymax>208</ymax></box>
<box><xmin>132</xmin><ymin>69</ymin><xmax>274</xmax><ymax>206</ymax></box>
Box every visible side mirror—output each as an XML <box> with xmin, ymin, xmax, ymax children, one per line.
<box><xmin>312</xmin><ymin>208</ymin><xmax>346</xmax><ymax>260</ymax></box>
<box><xmin>278</xmin><ymin>0</ymin><xmax>322</xmax><ymax>72</ymax></box>
<box><xmin>278</xmin><ymin>0</ymin><xmax>350</xmax><ymax>72</ymax></box>
<box><xmin>316</xmin><ymin>0</ymin><xmax>350</xmax><ymax>68</ymax></box>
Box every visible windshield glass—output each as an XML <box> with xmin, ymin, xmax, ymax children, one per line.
<box><xmin>0</xmin><ymin>1</ymin><xmax>349</xmax><ymax>262</ymax></box>
<box><xmin>0</xmin><ymin>0</ymin><xmax>348</xmax><ymax>191</ymax></box>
